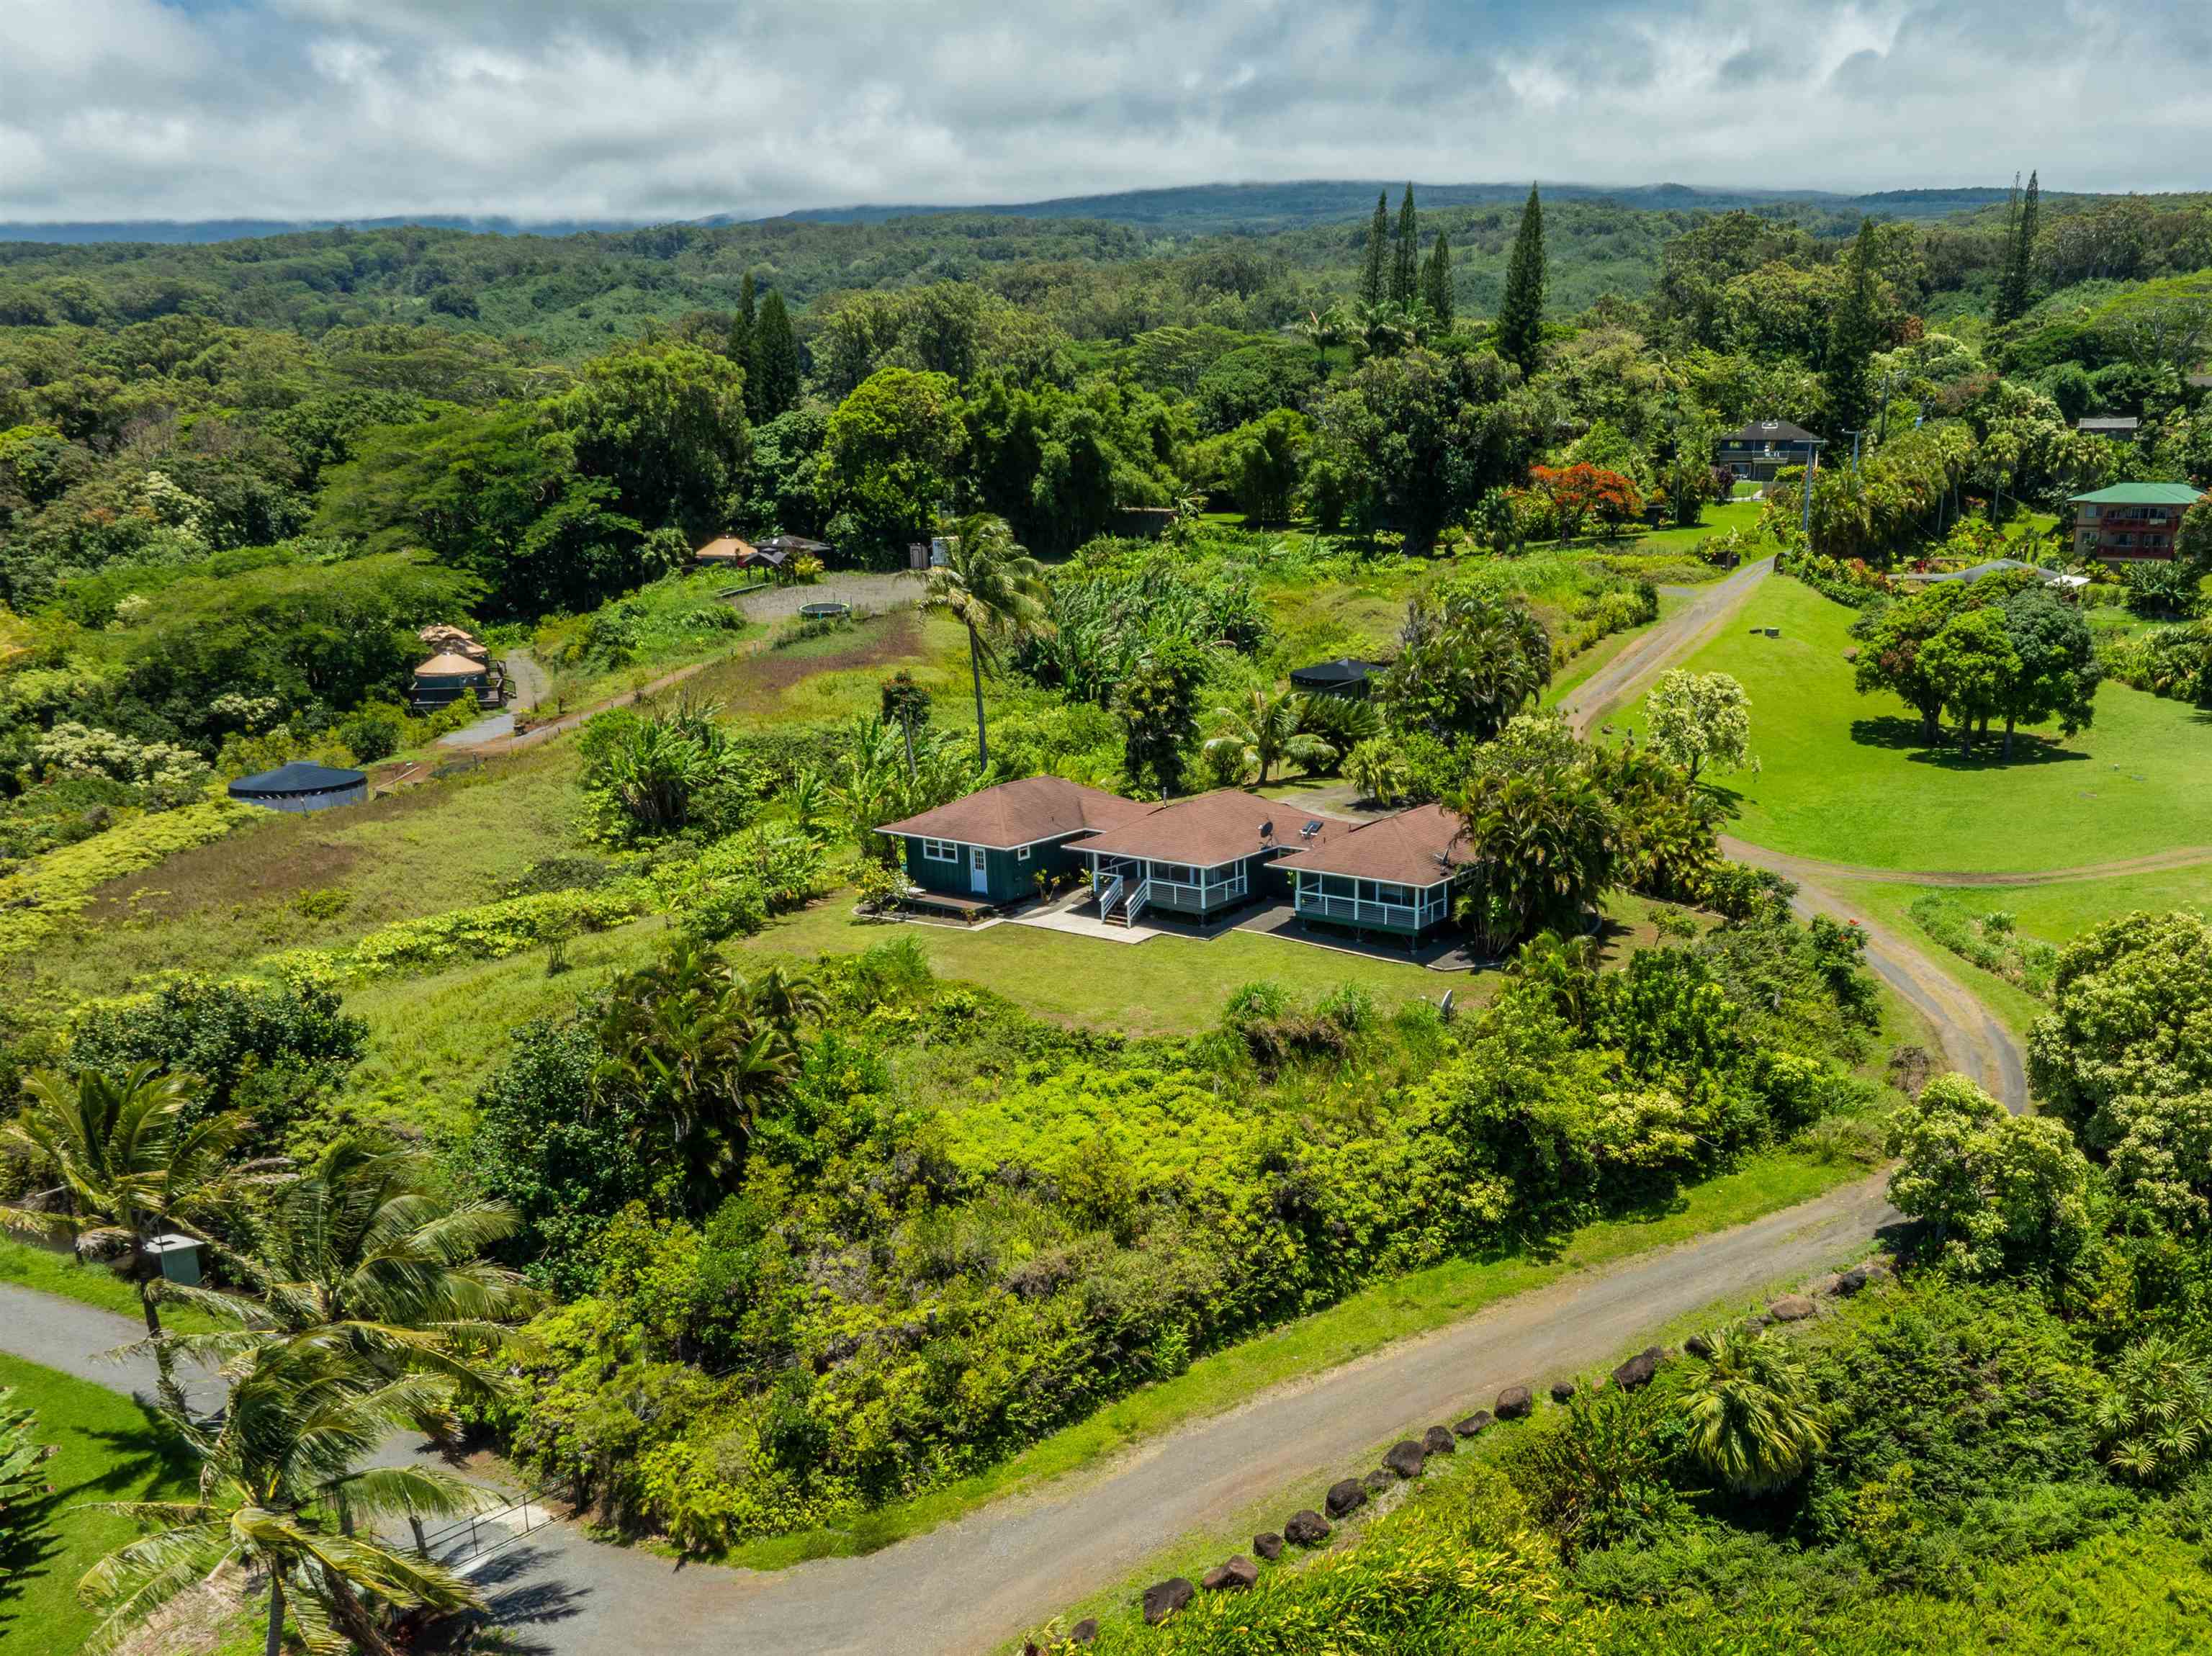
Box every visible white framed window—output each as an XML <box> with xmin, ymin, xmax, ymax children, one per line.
<box><xmin>921</xmin><ymin>838</ymin><xmax>958</xmax><ymax>863</ymax></box>
<box><xmin>1017</xmin><ymin>845</ymin><xmax>1032</xmax><ymax>862</ymax></box>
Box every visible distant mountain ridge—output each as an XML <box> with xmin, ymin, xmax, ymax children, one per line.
<box><xmin>0</xmin><ymin>179</ymin><xmax>2028</xmax><ymax>247</ymax></box>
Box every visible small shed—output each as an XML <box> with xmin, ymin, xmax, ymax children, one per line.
<box><xmin>1290</xmin><ymin>658</ymin><xmax>1386</xmax><ymax>698</ymax></box>
<box><xmin>410</xmin><ymin>651</ymin><xmax>490</xmax><ymax>711</ymax></box>
<box><xmin>757</xmin><ymin>534</ymin><xmax>832</xmax><ymax>559</ymax></box>
<box><xmin>228</xmin><ymin>760</ymin><xmax>369</xmax><ymax>814</ymax></box>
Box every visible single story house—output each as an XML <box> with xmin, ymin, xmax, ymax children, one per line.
<box><xmin>1908</xmin><ymin>557</ymin><xmax>2087</xmax><ymax>595</ymax></box>
<box><xmin>1071</xmin><ymin>789</ymin><xmax>1300</xmax><ymax>925</ymax></box>
<box><xmin>877</xmin><ymin>778</ymin><xmax>1477</xmax><ymax>940</ymax></box>
<box><xmin>1715</xmin><ymin>420</ymin><xmax>1823</xmax><ymax>482</ymax></box>
<box><xmin>2078</xmin><ymin>415</ymin><xmax>2141</xmax><ymax>441</ymax></box>
<box><xmin>2068</xmin><ymin>482</ymin><xmax>2201</xmax><ymax>564</ymax></box>
<box><xmin>1284</xmin><ymin>804</ymin><xmax>1475</xmax><ymax>941</ymax></box>
<box><xmin>877</xmin><ymin>775</ymin><xmax>1153</xmax><ymax>909</ymax></box>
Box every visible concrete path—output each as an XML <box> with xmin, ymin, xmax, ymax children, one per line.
<box><xmin>1560</xmin><ymin>556</ymin><xmax>1774</xmax><ymax>737</ymax></box>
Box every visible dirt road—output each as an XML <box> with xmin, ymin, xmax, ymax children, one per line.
<box><xmin>1560</xmin><ymin>556</ymin><xmax>1774</xmax><ymax>737</ymax></box>
<box><xmin>1722</xmin><ymin>838</ymin><xmax>2212</xmax><ymax>889</ymax></box>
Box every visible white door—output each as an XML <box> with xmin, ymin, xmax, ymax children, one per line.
<box><xmin>969</xmin><ymin>845</ymin><xmax>989</xmax><ymax>896</ymax></box>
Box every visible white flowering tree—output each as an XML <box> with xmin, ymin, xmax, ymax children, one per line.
<box><xmin>1643</xmin><ymin>669</ymin><xmax>1754</xmax><ymax>783</ymax></box>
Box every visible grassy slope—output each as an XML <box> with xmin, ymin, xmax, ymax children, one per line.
<box><xmin>1834</xmin><ymin>881</ymin><xmax>2052</xmax><ymax>1046</ymax></box>
<box><xmin>1636</xmin><ymin>575</ymin><xmax>2212</xmax><ymax>872</ymax></box>
<box><xmin>17</xmin><ymin>742</ymin><xmax>593</xmax><ymax>1005</ymax></box>
<box><xmin>0</xmin><ymin>1354</ymin><xmax>196</xmax><ymax>1656</ymax></box>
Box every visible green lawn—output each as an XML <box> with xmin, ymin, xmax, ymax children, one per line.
<box><xmin>1633</xmin><ymin>574</ymin><xmax>2212</xmax><ymax>873</ymax></box>
<box><xmin>732</xmin><ymin>898</ymin><xmax>1460</xmax><ymax>1037</ymax></box>
<box><xmin>0</xmin><ymin>1353</ymin><xmax>197</xmax><ymax>1656</ymax></box>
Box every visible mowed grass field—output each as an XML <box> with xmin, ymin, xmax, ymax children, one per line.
<box><xmin>0</xmin><ymin>1354</ymin><xmax>199</xmax><ymax>1656</ymax></box>
<box><xmin>1630</xmin><ymin>574</ymin><xmax>2212</xmax><ymax>873</ymax></box>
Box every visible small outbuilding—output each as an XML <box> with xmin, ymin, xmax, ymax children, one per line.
<box><xmin>410</xmin><ymin>651</ymin><xmax>493</xmax><ymax>711</ymax></box>
<box><xmin>693</xmin><ymin>535</ymin><xmax>760</xmax><ymax>569</ymax></box>
<box><xmin>2078</xmin><ymin>415</ymin><xmax>2142</xmax><ymax>441</ymax></box>
<box><xmin>1289</xmin><ymin>658</ymin><xmax>1387</xmax><ymax>698</ymax></box>
<box><xmin>227</xmin><ymin>760</ymin><xmax>369</xmax><ymax>814</ymax></box>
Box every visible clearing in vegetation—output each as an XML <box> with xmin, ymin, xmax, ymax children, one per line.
<box><xmin>1633</xmin><ymin>575</ymin><xmax>2212</xmax><ymax>873</ymax></box>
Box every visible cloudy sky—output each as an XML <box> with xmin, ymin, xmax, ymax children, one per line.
<box><xmin>2</xmin><ymin>0</ymin><xmax>2207</xmax><ymax>225</ymax></box>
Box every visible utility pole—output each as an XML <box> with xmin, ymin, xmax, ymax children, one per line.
<box><xmin>1876</xmin><ymin>369</ymin><xmax>1897</xmax><ymax>446</ymax></box>
<box><xmin>1799</xmin><ymin>441</ymin><xmax>1825</xmax><ymax>555</ymax></box>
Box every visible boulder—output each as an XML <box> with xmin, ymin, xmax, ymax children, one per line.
<box><xmin>1382</xmin><ymin>1439</ymin><xmax>1428</xmax><ymax>1479</ymax></box>
<box><xmin>1454</xmin><ymin>1410</ymin><xmax>1494</xmax><ymax>1438</ymax></box>
<box><xmin>1363</xmin><ymin>1469</ymin><xmax>1395</xmax><ymax>1495</ymax></box>
<box><xmin>1744</xmin><ymin>1314</ymin><xmax>1771</xmax><ymax>1331</ymax></box>
<box><xmin>1252</xmin><ymin>1531</ymin><xmax>1285</xmax><ymax>1562</ymax></box>
<box><xmin>1611</xmin><ymin>1349</ymin><xmax>1661</xmax><ymax>1391</ymax></box>
<box><xmin>1684</xmin><ymin>1332</ymin><xmax>1714</xmax><ymax>1359</ymax></box>
<box><xmin>1143</xmin><ymin>1578</ymin><xmax>1195</xmax><ymax>1626</ymax></box>
<box><xmin>1202</xmin><ymin>1556</ymin><xmax>1259</xmax><ymax>1593</ymax></box>
<box><xmin>1550</xmin><ymin>1380</ymin><xmax>1578</xmax><ymax>1404</ymax></box>
<box><xmin>1768</xmin><ymin>1294</ymin><xmax>1817</xmax><ymax>1323</ymax></box>
<box><xmin>1423</xmin><ymin>1425</ymin><xmax>1458</xmax><ymax>1456</ymax></box>
<box><xmin>1069</xmin><ymin>1621</ymin><xmax>1099</xmax><ymax>1647</ymax></box>
<box><xmin>1285</xmin><ymin>1508</ymin><xmax>1331</xmax><ymax>1546</ymax></box>
<box><xmin>1835</xmin><ymin>1266</ymin><xmax>1870</xmax><ymax>1296</ymax></box>
<box><xmin>1326</xmin><ymin>1477</ymin><xmax>1368</xmax><ymax>1518</ymax></box>
<box><xmin>1807</xmin><ymin>1274</ymin><xmax>1841</xmax><ymax>1299</ymax></box>
<box><xmin>1496</xmin><ymin>1385</ymin><xmax>1534</xmax><ymax>1420</ymax></box>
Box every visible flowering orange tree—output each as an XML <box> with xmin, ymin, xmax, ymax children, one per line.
<box><xmin>1532</xmin><ymin>463</ymin><xmax>1642</xmax><ymax>541</ymax></box>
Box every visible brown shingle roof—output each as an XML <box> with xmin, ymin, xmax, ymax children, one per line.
<box><xmin>1070</xmin><ymin>789</ymin><xmax>1293</xmax><ymax>868</ymax></box>
<box><xmin>1287</xmin><ymin>804</ymin><xmax>1470</xmax><ymax>887</ymax></box>
<box><xmin>876</xmin><ymin>776</ymin><xmax>1151</xmax><ymax>850</ymax></box>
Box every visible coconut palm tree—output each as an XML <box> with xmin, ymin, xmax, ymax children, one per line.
<box><xmin>210</xmin><ymin>1133</ymin><xmax>529</xmax><ymax>1401</ymax></box>
<box><xmin>924</xmin><ymin>513</ymin><xmax>1048</xmax><ymax>769</ymax></box>
<box><xmin>1203</xmin><ymin>688</ymin><xmax>1338</xmax><ymax>787</ymax></box>
<box><xmin>1678</xmin><ymin>1331</ymin><xmax>1830</xmax><ymax>1495</ymax></box>
<box><xmin>80</xmin><ymin>1330</ymin><xmax>492</xmax><ymax>1656</ymax></box>
<box><xmin>2</xmin><ymin>1064</ymin><xmax>246</xmax><ymax>1415</ymax></box>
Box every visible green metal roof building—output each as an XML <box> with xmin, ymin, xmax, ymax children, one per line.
<box><xmin>2067</xmin><ymin>482</ymin><xmax>2202</xmax><ymax>563</ymax></box>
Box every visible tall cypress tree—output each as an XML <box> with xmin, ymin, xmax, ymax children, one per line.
<box><xmin>1423</xmin><ymin>227</ymin><xmax>1455</xmax><ymax>330</ymax></box>
<box><xmin>729</xmin><ymin>271</ymin><xmax>757</xmax><ymax>374</ymax></box>
<box><xmin>1825</xmin><ymin>220</ymin><xmax>1880</xmax><ymax>436</ymax></box>
<box><xmin>1496</xmin><ymin>184</ymin><xmax>1547</xmax><ymax>375</ymax></box>
<box><xmin>1359</xmin><ymin>191</ymin><xmax>1390</xmax><ymax>311</ymax></box>
<box><xmin>734</xmin><ymin>271</ymin><xmax>760</xmax><ymax>371</ymax></box>
<box><xmin>750</xmin><ymin>289</ymin><xmax>801</xmax><ymax>422</ymax></box>
<box><xmin>1390</xmin><ymin>184</ymin><xmax>1420</xmax><ymax>307</ymax></box>
<box><xmin>1996</xmin><ymin>169</ymin><xmax>2041</xmax><ymax>327</ymax></box>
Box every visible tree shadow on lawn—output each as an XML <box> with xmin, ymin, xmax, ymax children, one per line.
<box><xmin>0</xmin><ymin>1407</ymin><xmax>193</xmax><ymax>1637</ymax></box>
<box><xmin>1848</xmin><ymin>715</ymin><xmax>2090</xmax><ymax>770</ymax></box>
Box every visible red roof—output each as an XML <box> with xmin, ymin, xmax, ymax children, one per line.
<box><xmin>1069</xmin><ymin>789</ymin><xmax>1294</xmax><ymax>868</ymax></box>
<box><xmin>1286</xmin><ymin>804</ymin><xmax>1470</xmax><ymax>887</ymax></box>
<box><xmin>876</xmin><ymin>775</ymin><xmax>1151</xmax><ymax>849</ymax></box>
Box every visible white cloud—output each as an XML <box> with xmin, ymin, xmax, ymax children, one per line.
<box><xmin>0</xmin><ymin>0</ymin><xmax>2204</xmax><ymax>223</ymax></box>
